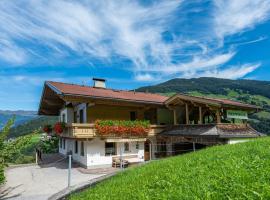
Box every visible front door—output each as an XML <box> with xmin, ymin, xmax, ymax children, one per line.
<box><xmin>144</xmin><ymin>140</ymin><xmax>151</xmax><ymax>161</ymax></box>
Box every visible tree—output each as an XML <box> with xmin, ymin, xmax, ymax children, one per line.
<box><xmin>0</xmin><ymin>118</ymin><xmax>14</xmax><ymax>184</ymax></box>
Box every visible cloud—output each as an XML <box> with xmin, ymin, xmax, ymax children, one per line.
<box><xmin>135</xmin><ymin>74</ymin><xmax>155</xmax><ymax>82</ymax></box>
<box><xmin>213</xmin><ymin>0</ymin><xmax>270</xmax><ymax>38</ymax></box>
<box><xmin>0</xmin><ymin>0</ymin><xmax>267</xmax><ymax>81</ymax></box>
<box><xmin>193</xmin><ymin>63</ymin><xmax>261</xmax><ymax>79</ymax></box>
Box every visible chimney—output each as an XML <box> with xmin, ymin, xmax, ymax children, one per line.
<box><xmin>93</xmin><ymin>78</ymin><xmax>106</xmax><ymax>88</ymax></box>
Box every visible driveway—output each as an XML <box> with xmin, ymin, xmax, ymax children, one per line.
<box><xmin>1</xmin><ymin>160</ymin><xmax>105</xmax><ymax>200</ymax></box>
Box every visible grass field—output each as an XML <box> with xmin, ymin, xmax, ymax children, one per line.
<box><xmin>70</xmin><ymin>137</ymin><xmax>270</xmax><ymax>200</ymax></box>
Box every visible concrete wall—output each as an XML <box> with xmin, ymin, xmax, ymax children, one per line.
<box><xmin>227</xmin><ymin>138</ymin><xmax>251</xmax><ymax>144</ymax></box>
<box><xmin>87</xmin><ymin>104</ymin><xmax>144</xmax><ymax>123</ymax></box>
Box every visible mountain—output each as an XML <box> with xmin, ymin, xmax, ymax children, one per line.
<box><xmin>8</xmin><ymin>116</ymin><xmax>58</xmax><ymax>138</ymax></box>
<box><xmin>0</xmin><ymin>110</ymin><xmax>57</xmax><ymax>138</ymax></box>
<box><xmin>0</xmin><ymin>110</ymin><xmax>37</xmax><ymax>129</ymax></box>
<box><xmin>137</xmin><ymin>77</ymin><xmax>270</xmax><ymax>134</ymax></box>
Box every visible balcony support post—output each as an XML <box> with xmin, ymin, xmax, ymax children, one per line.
<box><xmin>173</xmin><ymin>109</ymin><xmax>178</xmax><ymax>125</ymax></box>
<box><xmin>199</xmin><ymin>106</ymin><xmax>202</xmax><ymax>124</ymax></box>
<box><xmin>185</xmin><ymin>103</ymin><xmax>189</xmax><ymax>125</ymax></box>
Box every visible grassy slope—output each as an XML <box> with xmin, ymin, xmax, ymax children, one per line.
<box><xmin>71</xmin><ymin>137</ymin><xmax>270</xmax><ymax>200</ymax></box>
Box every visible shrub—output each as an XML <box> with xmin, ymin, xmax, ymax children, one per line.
<box><xmin>39</xmin><ymin>135</ymin><xmax>59</xmax><ymax>153</ymax></box>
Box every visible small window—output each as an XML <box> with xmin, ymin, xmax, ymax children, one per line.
<box><xmin>75</xmin><ymin>141</ymin><xmax>78</xmax><ymax>154</ymax></box>
<box><xmin>79</xmin><ymin>109</ymin><xmax>84</xmax><ymax>123</ymax></box>
<box><xmin>130</xmin><ymin>111</ymin><xmax>137</xmax><ymax>121</ymax></box>
<box><xmin>62</xmin><ymin>113</ymin><xmax>66</xmax><ymax>123</ymax></box>
<box><xmin>63</xmin><ymin>139</ymin><xmax>66</xmax><ymax>149</ymax></box>
<box><xmin>124</xmin><ymin>142</ymin><xmax>130</xmax><ymax>152</ymax></box>
<box><xmin>136</xmin><ymin>142</ymin><xmax>139</xmax><ymax>150</ymax></box>
<box><xmin>105</xmin><ymin>142</ymin><xmax>116</xmax><ymax>156</ymax></box>
<box><xmin>80</xmin><ymin>141</ymin><xmax>84</xmax><ymax>156</ymax></box>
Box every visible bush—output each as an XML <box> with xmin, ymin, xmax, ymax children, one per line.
<box><xmin>39</xmin><ymin>135</ymin><xmax>59</xmax><ymax>153</ymax></box>
<box><xmin>0</xmin><ymin>164</ymin><xmax>4</xmax><ymax>184</ymax></box>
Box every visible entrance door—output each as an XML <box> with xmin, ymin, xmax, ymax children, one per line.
<box><xmin>144</xmin><ymin>140</ymin><xmax>151</xmax><ymax>161</ymax></box>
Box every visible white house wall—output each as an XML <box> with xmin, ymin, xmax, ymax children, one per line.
<box><xmin>85</xmin><ymin>138</ymin><xmax>144</xmax><ymax>168</ymax></box>
<box><xmin>74</xmin><ymin>103</ymin><xmax>87</xmax><ymax>123</ymax></box>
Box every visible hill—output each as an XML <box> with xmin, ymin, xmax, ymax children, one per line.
<box><xmin>0</xmin><ymin>110</ymin><xmax>37</xmax><ymax>129</ymax></box>
<box><xmin>137</xmin><ymin>77</ymin><xmax>270</xmax><ymax>134</ymax></box>
<box><xmin>8</xmin><ymin>116</ymin><xmax>58</xmax><ymax>138</ymax></box>
<box><xmin>70</xmin><ymin>137</ymin><xmax>270</xmax><ymax>200</ymax></box>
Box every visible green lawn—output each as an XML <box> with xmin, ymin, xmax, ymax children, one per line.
<box><xmin>70</xmin><ymin>137</ymin><xmax>270</xmax><ymax>200</ymax></box>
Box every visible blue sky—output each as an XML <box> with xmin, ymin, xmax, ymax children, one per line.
<box><xmin>0</xmin><ymin>0</ymin><xmax>270</xmax><ymax>110</ymax></box>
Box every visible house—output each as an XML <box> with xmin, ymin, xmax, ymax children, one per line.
<box><xmin>38</xmin><ymin>78</ymin><xmax>263</xmax><ymax>168</ymax></box>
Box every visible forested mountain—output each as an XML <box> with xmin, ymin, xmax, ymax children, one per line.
<box><xmin>8</xmin><ymin>116</ymin><xmax>58</xmax><ymax>138</ymax></box>
<box><xmin>137</xmin><ymin>77</ymin><xmax>270</xmax><ymax>134</ymax></box>
<box><xmin>0</xmin><ymin>110</ymin><xmax>37</xmax><ymax>129</ymax></box>
<box><xmin>0</xmin><ymin>110</ymin><xmax>57</xmax><ymax>138</ymax></box>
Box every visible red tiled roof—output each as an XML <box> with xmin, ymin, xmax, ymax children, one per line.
<box><xmin>46</xmin><ymin>81</ymin><xmax>168</xmax><ymax>104</ymax></box>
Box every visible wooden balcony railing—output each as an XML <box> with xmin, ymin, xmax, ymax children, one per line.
<box><xmin>62</xmin><ymin>123</ymin><xmax>167</xmax><ymax>138</ymax></box>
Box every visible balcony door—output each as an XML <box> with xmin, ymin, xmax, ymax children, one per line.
<box><xmin>79</xmin><ymin>109</ymin><xmax>84</xmax><ymax>123</ymax></box>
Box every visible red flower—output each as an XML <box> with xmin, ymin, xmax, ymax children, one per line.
<box><xmin>43</xmin><ymin>125</ymin><xmax>52</xmax><ymax>133</ymax></box>
<box><xmin>54</xmin><ymin>122</ymin><xmax>66</xmax><ymax>135</ymax></box>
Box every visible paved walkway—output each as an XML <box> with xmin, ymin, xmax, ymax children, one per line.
<box><xmin>0</xmin><ymin>158</ymin><xmax>105</xmax><ymax>200</ymax></box>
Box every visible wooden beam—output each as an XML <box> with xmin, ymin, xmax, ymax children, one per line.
<box><xmin>185</xmin><ymin>103</ymin><xmax>189</xmax><ymax>125</ymax></box>
<box><xmin>216</xmin><ymin>109</ymin><xmax>221</xmax><ymax>123</ymax></box>
<box><xmin>173</xmin><ymin>109</ymin><xmax>178</xmax><ymax>125</ymax></box>
<box><xmin>199</xmin><ymin>106</ymin><xmax>202</xmax><ymax>124</ymax></box>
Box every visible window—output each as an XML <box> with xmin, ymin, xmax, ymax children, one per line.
<box><xmin>60</xmin><ymin>138</ymin><xmax>62</xmax><ymax>148</ymax></box>
<box><xmin>79</xmin><ymin>109</ymin><xmax>84</xmax><ymax>123</ymax></box>
<box><xmin>136</xmin><ymin>142</ymin><xmax>139</xmax><ymax>150</ymax></box>
<box><xmin>80</xmin><ymin>141</ymin><xmax>84</xmax><ymax>156</ymax></box>
<box><xmin>130</xmin><ymin>111</ymin><xmax>137</xmax><ymax>121</ymax></box>
<box><xmin>105</xmin><ymin>142</ymin><xmax>116</xmax><ymax>156</ymax></box>
<box><xmin>75</xmin><ymin>141</ymin><xmax>78</xmax><ymax>154</ymax></box>
<box><xmin>62</xmin><ymin>113</ymin><xmax>66</xmax><ymax>122</ymax></box>
<box><xmin>124</xmin><ymin>142</ymin><xmax>130</xmax><ymax>152</ymax></box>
<box><xmin>63</xmin><ymin>139</ymin><xmax>66</xmax><ymax>149</ymax></box>
<box><xmin>74</xmin><ymin>111</ymin><xmax>77</xmax><ymax>123</ymax></box>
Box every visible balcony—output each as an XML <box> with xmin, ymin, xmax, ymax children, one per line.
<box><xmin>62</xmin><ymin>123</ymin><xmax>167</xmax><ymax>138</ymax></box>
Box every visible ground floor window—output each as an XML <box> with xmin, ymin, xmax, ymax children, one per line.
<box><xmin>75</xmin><ymin>140</ymin><xmax>78</xmax><ymax>154</ymax></box>
<box><xmin>80</xmin><ymin>141</ymin><xmax>84</xmax><ymax>156</ymax></box>
<box><xmin>105</xmin><ymin>142</ymin><xmax>116</xmax><ymax>156</ymax></box>
<box><xmin>63</xmin><ymin>139</ymin><xmax>66</xmax><ymax>149</ymax></box>
<box><xmin>60</xmin><ymin>138</ymin><xmax>62</xmax><ymax>148</ymax></box>
<box><xmin>136</xmin><ymin>142</ymin><xmax>139</xmax><ymax>150</ymax></box>
<box><xmin>124</xmin><ymin>142</ymin><xmax>130</xmax><ymax>152</ymax></box>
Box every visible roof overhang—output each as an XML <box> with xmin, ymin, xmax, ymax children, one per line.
<box><xmin>165</xmin><ymin>93</ymin><xmax>259</xmax><ymax>111</ymax></box>
<box><xmin>38</xmin><ymin>82</ymin><xmax>65</xmax><ymax>116</ymax></box>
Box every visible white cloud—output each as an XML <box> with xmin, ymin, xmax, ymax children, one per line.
<box><xmin>135</xmin><ymin>74</ymin><xmax>155</xmax><ymax>82</ymax></box>
<box><xmin>0</xmin><ymin>0</ymin><xmax>267</xmax><ymax>80</ymax></box>
<box><xmin>213</xmin><ymin>0</ymin><xmax>270</xmax><ymax>38</ymax></box>
<box><xmin>193</xmin><ymin>63</ymin><xmax>261</xmax><ymax>79</ymax></box>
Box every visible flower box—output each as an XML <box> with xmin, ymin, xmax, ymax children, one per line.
<box><xmin>94</xmin><ymin>120</ymin><xmax>150</xmax><ymax>137</ymax></box>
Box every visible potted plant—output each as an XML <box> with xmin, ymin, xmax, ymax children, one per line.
<box><xmin>54</xmin><ymin>122</ymin><xmax>66</xmax><ymax>135</ymax></box>
<box><xmin>43</xmin><ymin>124</ymin><xmax>52</xmax><ymax>134</ymax></box>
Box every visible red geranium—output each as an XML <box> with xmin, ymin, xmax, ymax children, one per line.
<box><xmin>54</xmin><ymin>122</ymin><xmax>66</xmax><ymax>135</ymax></box>
<box><xmin>43</xmin><ymin>124</ymin><xmax>52</xmax><ymax>134</ymax></box>
<box><xmin>94</xmin><ymin>120</ymin><xmax>149</xmax><ymax>137</ymax></box>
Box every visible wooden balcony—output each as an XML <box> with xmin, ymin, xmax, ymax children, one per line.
<box><xmin>61</xmin><ymin>123</ymin><xmax>167</xmax><ymax>139</ymax></box>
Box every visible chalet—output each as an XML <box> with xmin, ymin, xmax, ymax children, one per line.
<box><xmin>38</xmin><ymin>78</ymin><xmax>263</xmax><ymax>168</ymax></box>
